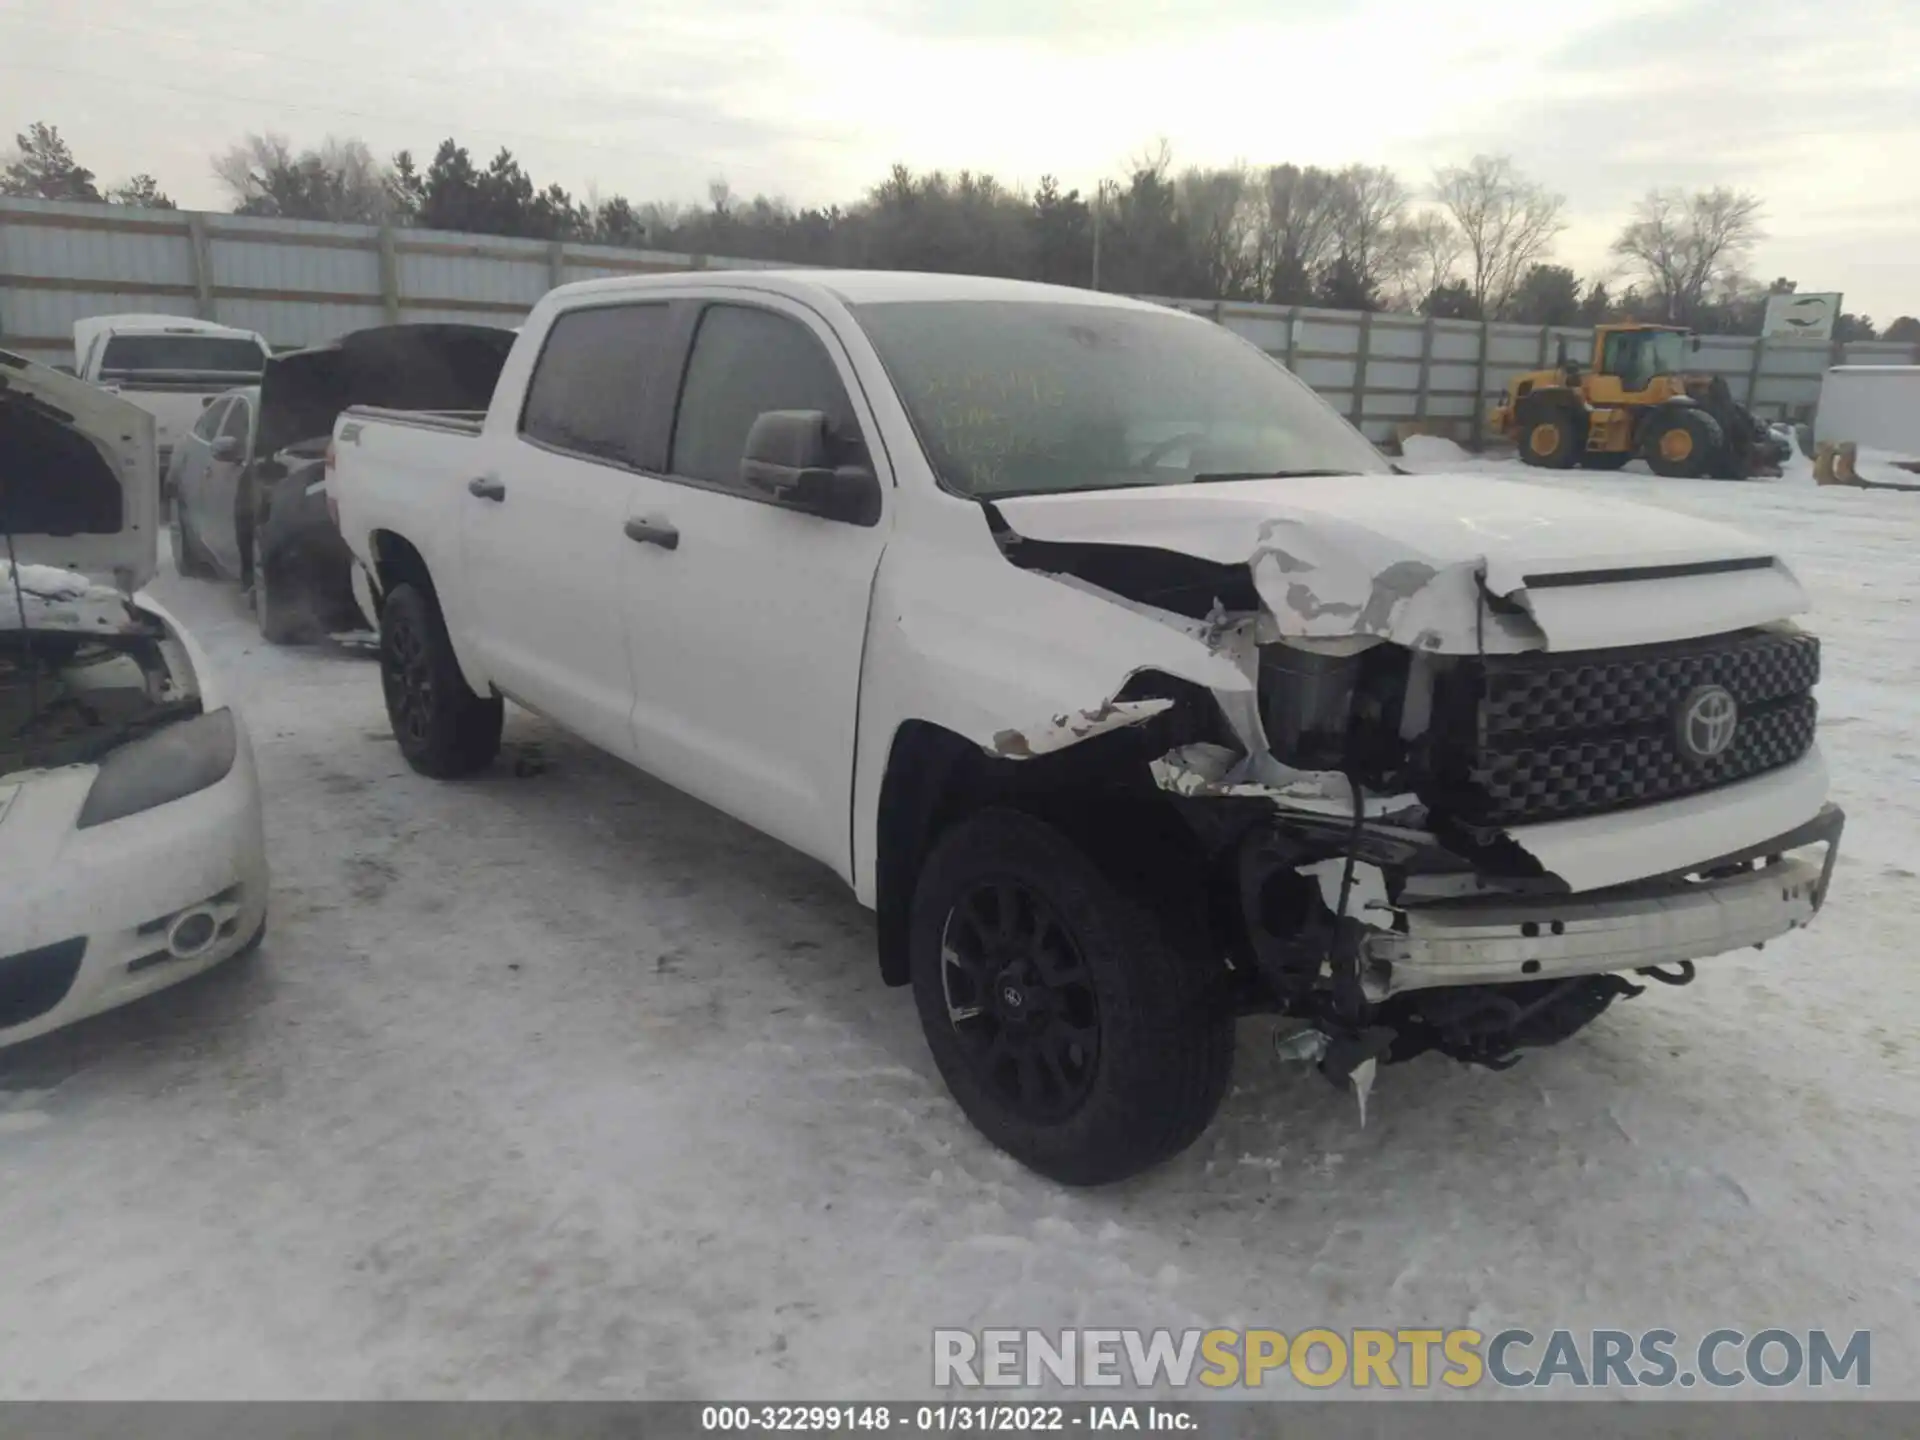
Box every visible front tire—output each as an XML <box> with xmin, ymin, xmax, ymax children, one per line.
<box><xmin>1643</xmin><ymin>409</ymin><xmax>1724</xmax><ymax>479</ymax></box>
<box><xmin>908</xmin><ymin>808</ymin><xmax>1234</xmax><ymax>1186</ymax></box>
<box><xmin>379</xmin><ymin>582</ymin><xmax>502</xmax><ymax>778</ymax></box>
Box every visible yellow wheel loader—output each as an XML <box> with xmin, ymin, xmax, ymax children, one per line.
<box><xmin>1490</xmin><ymin>323</ymin><xmax>1785</xmax><ymax>480</ymax></box>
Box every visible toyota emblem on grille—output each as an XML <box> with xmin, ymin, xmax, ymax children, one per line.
<box><xmin>1676</xmin><ymin>684</ymin><xmax>1739</xmax><ymax>762</ymax></box>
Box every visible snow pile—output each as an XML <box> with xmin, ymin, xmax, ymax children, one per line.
<box><xmin>1396</xmin><ymin>434</ymin><xmax>1481</xmax><ymax>472</ymax></box>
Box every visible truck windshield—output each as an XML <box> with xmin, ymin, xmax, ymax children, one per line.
<box><xmin>99</xmin><ymin>334</ymin><xmax>269</xmax><ymax>379</ymax></box>
<box><xmin>850</xmin><ymin>300</ymin><xmax>1388</xmax><ymax>498</ymax></box>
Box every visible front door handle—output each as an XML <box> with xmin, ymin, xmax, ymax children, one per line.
<box><xmin>468</xmin><ymin>476</ymin><xmax>506</xmax><ymax>502</ymax></box>
<box><xmin>624</xmin><ymin>516</ymin><xmax>679</xmax><ymax>551</ymax></box>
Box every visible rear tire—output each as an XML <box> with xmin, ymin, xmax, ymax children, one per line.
<box><xmin>908</xmin><ymin>808</ymin><xmax>1235</xmax><ymax>1186</ymax></box>
<box><xmin>379</xmin><ymin>582</ymin><xmax>502</xmax><ymax>778</ymax></box>
<box><xmin>1517</xmin><ymin>404</ymin><xmax>1581</xmax><ymax>469</ymax></box>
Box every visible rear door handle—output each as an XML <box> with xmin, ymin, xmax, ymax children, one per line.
<box><xmin>624</xmin><ymin>517</ymin><xmax>679</xmax><ymax>551</ymax></box>
<box><xmin>468</xmin><ymin>476</ymin><xmax>506</xmax><ymax>502</ymax></box>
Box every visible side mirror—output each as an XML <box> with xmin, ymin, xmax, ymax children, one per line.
<box><xmin>1690</xmin><ymin>335</ymin><xmax>1702</xmax><ymax>353</ymax></box>
<box><xmin>739</xmin><ymin>409</ymin><xmax>881</xmax><ymax>526</ymax></box>
<box><xmin>211</xmin><ymin>436</ymin><xmax>244</xmax><ymax>463</ymax></box>
<box><xmin>254</xmin><ymin>458</ymin><xmax>288</xmax><ymax>483</ymax></box>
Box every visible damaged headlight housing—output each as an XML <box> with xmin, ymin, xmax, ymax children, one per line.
<box><xmin>76</xmin><ymin>709</ymin><xmax>238</xmax><ymax>830</ymax></box>
<box><xmin>1258</xmin><ymin>641</ymin><xmax>1415</xmax><ymax>789</ymax></box>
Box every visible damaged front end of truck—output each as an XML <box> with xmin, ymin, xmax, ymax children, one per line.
<box><xmin>954</xmin><ymin>478</ymin><xmax>1844</xmax><ymax>1105</ymax></box>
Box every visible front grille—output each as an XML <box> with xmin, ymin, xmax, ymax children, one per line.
<box><xmin>1426</xmin><ymin>629</ymin><xmax>1821</xmax><ymax>826</ymax></box>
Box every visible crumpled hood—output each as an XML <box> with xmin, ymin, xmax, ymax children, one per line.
<box><xmin>993</xmin><ymin>472</ymin><xmax>1775</xmax><ymax>584</ymax></box>
<box><xmin>994</xmin><ymin>472</ymin><xmax>1809</xmax><ymax>654</ymax></box>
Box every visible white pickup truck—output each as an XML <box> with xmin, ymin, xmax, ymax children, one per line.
<box><xmin>328</xmin><ymin>271</ymin><xmax>1844</xmax><ymax>1185</ymax></box>
<box><xmin>73</xmin><ymin>314</ymin><xmax>273</xmax><ymax>482</ymax></box>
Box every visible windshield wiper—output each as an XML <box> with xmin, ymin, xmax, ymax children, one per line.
<box><xmin>1191</xmin><ymin>469</ymin><xmax>1357</xmax><ymax>483</ymax></box>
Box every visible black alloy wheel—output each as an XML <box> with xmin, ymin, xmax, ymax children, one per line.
<box><xmin>382</xmin><ymin>602</ymin><xmax>435</xmax><ymax>752</ymax></box>
<box><xmin>938</xmin><ymin>876</ymin><xmax>1102</xmax><ymax>1123</ymax></box>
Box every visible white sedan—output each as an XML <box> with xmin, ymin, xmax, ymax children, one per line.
<box><xmin>1</xmin><ymin>349</ymin><xmax>268</xmax><ymax>1049</ymax></box>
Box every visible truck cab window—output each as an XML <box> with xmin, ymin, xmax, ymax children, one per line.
<box><xmin>669</xmin><ymin>304</ymin><xmax>864</xmax><ymax>489</ymax></box>
<box><xmin>193</xmin><ymin>400</ymin><xmax>231</xmax><ymax>441</ymax></box>
<box><xmin>520</xmin><ymin>303</ymin><xmax>669</xmax><ymax>466</ymax></box>
<box><xmin>219</xmin><ymin>400</ymin><xmax>251</xmax><ymax>445</ymax></box>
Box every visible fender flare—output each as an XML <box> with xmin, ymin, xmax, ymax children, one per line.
<box><xmin>1513</xmin><ymin>386</ymin><xmax>1586</xmax><ymax>426</ymax></box>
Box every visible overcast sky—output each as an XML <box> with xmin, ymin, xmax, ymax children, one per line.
<box><xmin>4</xmin><ymin>0</ymin><xmax>1916</xmax><ymax>319</ymax></box>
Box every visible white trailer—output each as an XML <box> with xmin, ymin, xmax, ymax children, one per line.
<box><xmin>1816</xmin><ymin>366</ymin><xmax>1920</xmax><ymax>456</ymax></box>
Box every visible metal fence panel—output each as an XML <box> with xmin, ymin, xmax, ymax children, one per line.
<box><xmin>5</xmin><ymin>196</ymin><xmax>1917</xmax><ymax>443</ymax></box>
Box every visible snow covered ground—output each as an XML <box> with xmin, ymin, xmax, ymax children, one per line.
<box><xmin>2</xmin><ymin>464</ymin><xmax>1918</xmax><ymax>1401</ymax></box>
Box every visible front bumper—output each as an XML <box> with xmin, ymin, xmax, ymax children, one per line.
<box><xmin>0</xmin><ymin>710</ymin><xmax>270</xmax><ymax>1049</ymax></box>
<box><xmin>1367</xmin><ymin>804</ymin><xmax>1843</xmax><ymax>997</ymax></box>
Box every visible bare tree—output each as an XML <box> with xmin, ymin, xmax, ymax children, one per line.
<box><xmin>1252</xmin><ymin>163</ymin><xmax>1345</xmax><ymax>303</ymax></box>
<box><xmin>213</xmin><ymin>133</ymin><xmax>393</xmax><ymax>222</ymax></box>
<box><xmin>1432</xmin><ymin>154</ymin><xmax>1566</xmax><ymax>319</ymax></box>
<box><xmin>1385</xmin><ymin>209</ymin><xmax>1465</xmax><ymax>311</ymax></box>
<box><xmin>1611</xmin><ymin>187</ymin><xmax>1766</xmax><ymax>327</ymax></box>
<box><xmin>1329</xmin><ymin>164</ymin><xmax>1409</xmax><ymax>296</ymax></box>
<box><xmin>1176</xmin><ymin>164</ymin><xmax>1257</xmax><ymax>299</ymax></box>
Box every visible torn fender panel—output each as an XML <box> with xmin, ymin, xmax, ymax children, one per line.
<box><xmin>1149</xmin><ymin>742</ymin><xmax>1420</xmax><ymax>822</ymax></box>
<box><xmin>849</xmin><ymin>538</ymin><xmax>1263</xmax><ymax>907</ymax></box>
<box><xmin>868</xmin><ymin>542</ymin><xmax>1260</xmax><ymax>765</ymax></box>
<box><xmin>1501</xmin><ymin>748</ymin><xmax>1830</xmax><ymax>894</ymax></box>
<box><xmin>989</xmin><ymin>698</ymin><xmax>1175</xmax><ymax>759</ymax></box>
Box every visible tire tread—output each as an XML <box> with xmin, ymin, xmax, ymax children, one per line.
<box><xmin>909</xmin><ymin>808</ymin><xmax>1234</xmax><ymax>1186</ymax></box>
<box><xmin>380</xmin><ymin>582</ymin><xmax>502</xmax><ymax>779</ymax></box>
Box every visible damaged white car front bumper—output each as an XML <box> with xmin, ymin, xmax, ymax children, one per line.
<box><xmin>0</xmin><ymin>716</ymin><xmax>268</xmax><ymax>1049</ymax></box>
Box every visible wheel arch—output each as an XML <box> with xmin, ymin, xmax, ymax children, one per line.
<box><xmin>369</xmin><ymin>527</ymin><xmax>436</xmax><ymax>607</ymax></box>
<box><xmin>1514</xmin><ymin>385</ymin><xmax>1588</xmax><ymax>427</ymax></box>
<box><xmin>871</xmin><ymin>673</ymin><xmax>1225</xmax><ymax>987</ymax></box>
<box><xmin>368</xmin><ymin>528</ymin><xmax>494</xmax><ymax>696</ymax></box>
